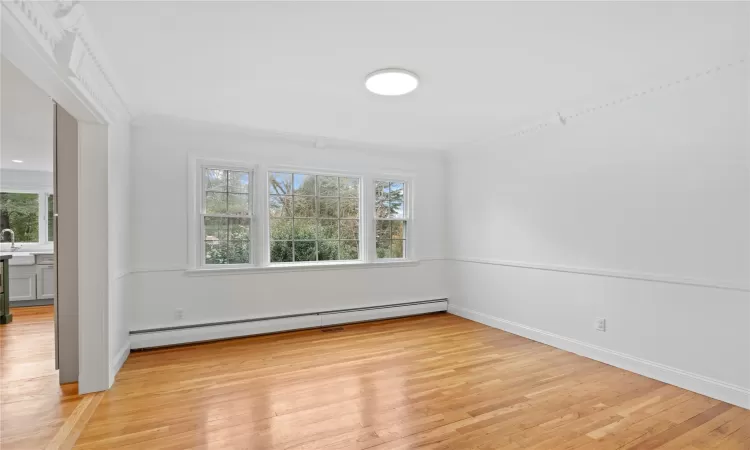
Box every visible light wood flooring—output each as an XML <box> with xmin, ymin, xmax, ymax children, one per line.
<box><xmin>1</xmin><ymin>307</ymin><xmax>748</xmax><ymax>449</ymax></box>
<box><xmin>0</xmin><ymin>305</ymin><xmax>96</xmax><ymax>449</ymax></box>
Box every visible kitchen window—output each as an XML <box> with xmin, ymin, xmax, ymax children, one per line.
<box><xmin>268</xmin><ymin>172</ymin><xmax>361</xmax><ymax>263</ymax></box>
<box><xmin>47</xmin><ymin>194</ymin><xmax>54</xmax><ymax>242</ymax></box>
<box><xmin>375</xmin><ymin>180</ymin><xmax>408</xmax><ymax>259</ymax></box>
<box><xmin>200</xmin><ymin>167</ymin><xmax>253</xmax><ymax>265</ymax></box>
<box><xmin>0</xmin><ymin>191</ymin><xmax>53</xmax><ymax>245</ymax></box>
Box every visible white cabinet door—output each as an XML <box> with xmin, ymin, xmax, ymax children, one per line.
<box><xmin>37</xmin><ymin>265</ymin><xmax>55</xmax><ymax>299</ymax></box>
<box><xmin>9</xmin><ymin>267</ymin><xmax>37</xmax><ymax>302</ymax></box>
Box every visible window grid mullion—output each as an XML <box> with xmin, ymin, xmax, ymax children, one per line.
<box><xmin>201</xmin><ymin>166</ymin><xmax>252</xmax><ymax>266</ymax></box>
<box><xmin>268</xmin><ymin>172</ymin><xmax>362</xmax><ymax>264</ymax></box>
<box><xmin>224</xmin><ymin>169</ymin><xmax>229</xmax><ymax>214</ymax></box>
<box><xmin>374</xmin><ymin>179</ymin><xmax>408</xmax><ymax>260</ymax></box>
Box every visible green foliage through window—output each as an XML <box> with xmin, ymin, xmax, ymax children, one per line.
<box><xmin>269</xmin><ymin>172</ymin><xmax>360</xmax><ymax>263</ymax></box>
<box><xmin>203</xmin><ymin>168</ymin><xmax>251</xmax><ymax>265</ymax></box>
<box><xmin>0</xmin><ymin>192</ymin><xmax>40</xmax><ymax>243</ymax></box>
<box><xmin>375</xmin><ymin>181</ymin><xmax>407</xmax><ymax>259</ymax></box>
<box><xmin>47</xmin><ymin>194</ymin><xmax>54</xmax><ymax>242</ymax></box>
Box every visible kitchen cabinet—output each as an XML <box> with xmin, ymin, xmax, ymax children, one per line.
<box><xmin>7</xmin><ymin>253</ymin><xmax>55</xmax><ymax>304</ymax></box>
<box><xmin>9</xmin><ymin>266</ymin><xmax>36</xmax><ymax>301</ymax></box>
<box><xmin>37</xmin><ymin>264</ymin><xmax>55</xmax><ymax>300</ymax></box>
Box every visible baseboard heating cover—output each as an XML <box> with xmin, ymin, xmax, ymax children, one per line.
<box><xmin>130</xmin><ymin>299</ymin><xmax>448</xmax><ymax>349</ymax></box>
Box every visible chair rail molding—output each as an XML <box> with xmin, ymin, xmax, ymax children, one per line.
<box><xmin>2</xmin><ymin>0</ymin><xmax>131</xmax><ymax>123</ymax></box>
<box><xmin>446</xmin><ymin>257</ymin><xmax>750</xmax><ymax>292</ymax></box>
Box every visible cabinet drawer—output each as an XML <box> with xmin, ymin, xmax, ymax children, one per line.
<box><xmin>35</xmin><ymin>254</ymin><xmax>54</xmax><ymax>265</ymax></box>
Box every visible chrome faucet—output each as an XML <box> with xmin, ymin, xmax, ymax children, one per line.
<box><xmin>1</xmin><ymin>229</ymin><xmax>16</xmax><ymax>250</ymax></box>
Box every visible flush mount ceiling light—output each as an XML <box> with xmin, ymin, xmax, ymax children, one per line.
<box><xmin>365</xmin><ymin>69</ymin><xmax>419</xmax><ymax>96</ymax></box>
<box><xmin>11</xmin><ymin>160</ymin><xmax>23</xmax><ymax>163</ymax></box>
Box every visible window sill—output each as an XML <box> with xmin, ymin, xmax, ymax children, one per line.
<box><xmin>184</xmin><ymin>259</ymin><xmax>420</xmax><ymax>276</ymax></box>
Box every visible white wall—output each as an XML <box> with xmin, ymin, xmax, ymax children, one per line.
<box><xmin>107</xmin><ymin>121</ymin><xmax>131</xmax><ymax>384</ymax></box>
<box><xmin>127</xmin><ymin>118</ymin><xmax>448</xmax><ymax>332</ymax></box>
<box><xmin>0</xmin><ymin>169</ymin><xmax>53</xmax><ymax>191</ymax></box>
<box><xmin>445</xmin><ymin>65</ymin><xmax>750</xmax><ymax>407</ymax></box>
<box><xmin>1</xmin><ymin>56</ymin><xmax>54</xmax><ymax>172</ymax></box>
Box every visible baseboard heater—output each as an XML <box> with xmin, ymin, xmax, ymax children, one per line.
<box><xmin>130</xmin><ymin>299</ymin><xmax>448</xmax><ymax>349</ymax></box>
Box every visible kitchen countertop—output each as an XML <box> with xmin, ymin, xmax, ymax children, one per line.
<box><xmin>0</xmin><ymin>252</ymin><xmax>52</xmax><ymax>266</ymax></box>
<box><xmin>0</xmin><ymin>251</ymin><xmax>53</xmax><ymax>256</ymax></box>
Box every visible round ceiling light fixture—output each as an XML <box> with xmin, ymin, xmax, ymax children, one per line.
<box><xmin>365</xmin><ymin>68</ymin><xmax>419</xmax><ymax>96</ymax></box>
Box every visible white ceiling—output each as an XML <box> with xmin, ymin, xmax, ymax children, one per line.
<box><xmin>83</xmin><ymin>1</ymin><xmax>749</xmax><ymax>150</ymax></box>
<box><xmin>1</xmin><ymin>57</ymin><xmax>54</xmax><ymax>172</ymax></box>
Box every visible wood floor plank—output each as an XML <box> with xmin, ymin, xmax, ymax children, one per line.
<box><xmin>75</xmin><ymin>313</ymin><xmax>748</xmax><ymax>449</ymax></box>
<box><xmin>0</xmin><ymin>306</ymin><xmax>95</xmax><ymax>450</ymax></box>
<box><xmin>3</xmin><ymin>308</ymin><xmax>746</xmax><ymax>449</ymax></box>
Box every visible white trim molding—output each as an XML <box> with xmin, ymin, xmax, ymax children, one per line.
<box><xmin>185</xmin><ymin>260</ymin><xmax>421</xmax><ymax>276</ymax></box>
<box><xmin>2</xmin><ymin>0</ymin><xmax>130</xmax><ymax>122</ymax></box>
<box><xmin>456</xmin><ymin>57</ymin><xmax>748</xmax><ymax>149</ymax></box>
<box><xmin>109</xmin><ymin>342</ymin><xmax>130</xmax><ymax>386</ymax></box>
<box><xmin>449</xmin><ymin>305</ymin><xmax>750</xmax><ymax>409</ymax></box>
<box><xmin>3</xmin><ymin>0</ymin><xmax>132</xmax><ymax>395</ymax></box>
<box><xmin>446</xmin><ymin>257</ymin><xmax>749</xmax><ymax>293</ymax></box>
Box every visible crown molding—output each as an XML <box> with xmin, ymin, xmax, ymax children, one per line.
<box><xmin>451</xmin><ymin>57</ymin><xmax>748</xmax><ymax>152</ymax></box>
<box><xmin>131</xmin><ymin>114</ymin><xmax>446</xmax><ymax>156</ymax></box>
<box><xmin>2</xmin><ymin>0</ymin><xmax>131</xmax><ymax>123</ymax></box>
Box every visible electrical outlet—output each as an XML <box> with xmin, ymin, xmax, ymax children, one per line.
<box><xmin>175</xmin><ymin>308</ymin><xmax>184</xmax><ymax>320</ymax></box>
<box><xmin>595</xmin><ymin>318</ymin><xmax>606</xmax><ymax>332</ymax></box>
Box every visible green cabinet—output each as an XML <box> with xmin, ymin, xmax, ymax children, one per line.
<box><xmin>0</xmin><ymin>255</ymin><xmax>12</xmax><ymax>324</ymax></box>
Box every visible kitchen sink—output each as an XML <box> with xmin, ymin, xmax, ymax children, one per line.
<box><xmin>0</xmin><ymin>253</ymin><xmax>35</xmax><ymax>266</ymax></box>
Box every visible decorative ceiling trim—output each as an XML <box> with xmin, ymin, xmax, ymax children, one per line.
<box><xmin>459</xmin><ymin>57</ymin><xmax>748</xmax><ymax>150</ymax></box>
<box><xmin>3</xmin><ymin>0</ymin><xmax>131</xmax><ymax>122</ymax></box>
<box><xmin>131</xmin><ymin>114</ymin><xmax>445</xmax><ymax>155</ymax></box>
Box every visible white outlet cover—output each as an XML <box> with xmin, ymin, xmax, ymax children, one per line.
<box><xmin>595</xmin><ymin>318</ymin><xmax>606</xmax><ymax>332</ymax></box>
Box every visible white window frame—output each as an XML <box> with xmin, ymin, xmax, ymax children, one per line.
<box><xmin>372</xmin><ymin>178</ymin><xmax>412</xmax><ymax>261</ymax></box>
<box><xmin>187</xmin><ymin>159</ymin><xmax>417</xmax><ymax>274</ymax></box>
<box><xmin>263</xmin><ymin>166</ymin><xmax>365</xmax><ymax>266</ymax></box>
<box><xmin>190</xmin><ymin>159</ymin><xmax>257</xmax><ymax>269</ymax></box>
<box><xmin>0</xmin><ymin>188</ymin><xmax>53</xmax><ymax>245</ymax></box>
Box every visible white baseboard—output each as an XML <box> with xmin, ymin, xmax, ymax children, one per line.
<box><xmin>131</xmin><ymin>300</ymin><xmax>448</xmax><ymax>350</ymax></box>
<box><xmin>449</xmin><ymin>305</ymin><xmax>750</xmax><ymax>409</ymax></box>
<box><xmin>320</xmin><ymin>301</ymin><xmax>447</xmax><ymax>326</ymax></box>
<box><xmin>109</xmin><ymin>341</ymin><xmax>131</xmax><ymax>386</ymax></box>
<box><xmin>131</xmin><ymin>315</ymin><xmax>322</xmax><ymax>349</ymax></box>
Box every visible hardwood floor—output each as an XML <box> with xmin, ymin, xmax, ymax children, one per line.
<box><xmin>0</xmin><ymin>306</ymin><xmax>92</xmax><ymax>450</ymax></box>
<box><xmin>77</xmin><ymin>313</ymin><xmax>748</xmax><ymax>449</ymax></box>
<box><xmin>3</xmin><ymin>309</ymin><xmax>748</xmax><ymax>449</ymax></box>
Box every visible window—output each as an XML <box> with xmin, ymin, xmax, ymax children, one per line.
<box><xmin>0</xmin><ymin>191</ymin><xmax>54</xmax><ymax>244</ymax></box>
<box><xmin>201</xmin><ymin>168</ymin><xmax>252</xmax><ymax>265</ymax></box>
<box><xmin>190</xmin><ymin>161</ymin><xmax>413</xmax><ymax>271</ymax></box>
<box><xmin>375</xmin><ymin>180</ymin><xmax>407</xmax><ymax>259</ymax></box>
<box><xmin>47</xmin><ymin>194</ymin><xmax>54</xmax><ymax>242</ymax></box>
<box><xmin>0</xmin><ymin>192</ymin><xmax>39</xmax><ymax>243</ymax></box>
<box><xmin>268</xmin><ymin>172</ymin><xmax>360</xmax><ymax>263</ymax></box>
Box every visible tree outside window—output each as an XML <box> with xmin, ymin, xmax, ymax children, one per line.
<box><xmin>0</xmin><ymin>192</ymin><xmax>40</xmax><ymax>243</ymax></box>
<box><xmin>375</xmin><ymin>181</ymin><xmax>407</xmax><ymax>259</ymax></box>
<box><xmin>269</xmin><ymin>172</ymin><xmax>360</xmax><ymax>263</ymax></box>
